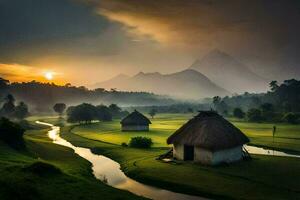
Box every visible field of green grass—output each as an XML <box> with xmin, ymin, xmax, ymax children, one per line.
<box><xmin>0</xmin><ymin>124</ymin><xmax>145</xmax><ymax>200</ymax></box>
<box><xmin>72</xmin><ymin>113</ymin><xmax>300</xmax><ymax>153</ymax></box>
<box><xmin>232</xmin><ymin>120</ymin><xmax>300</xmax><ymax>153</ymax></box>
<box><xmin>60</xmin><ymin>124</ymin><xmax>300</xmax><ymax>200</ymax></box>
<box><xmin>5</xmin><ymin>113</ymin><xmax>299</xmax><ymax>200</ymax></box>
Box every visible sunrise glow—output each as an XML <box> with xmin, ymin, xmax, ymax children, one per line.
<box><xmin>44</xmin><ymin>72</ymin><xmax>54</xmax><ymax>80</ymax></box>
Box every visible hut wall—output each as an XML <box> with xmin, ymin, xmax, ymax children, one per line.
<box><xmin>173</xmin><ymin>144</ymin><xmax>184</xmax><ymax>160</ymax></box>
<box><xmin>121</xmin><ymin>125</ymin><xmax>149</xmax><ymax>131</ymax></box>
<box><xmin>211</xmin><ymin>146</ymin><xmax>243</xmax><ymax>165</ymax></box>
<box><xmin>194</xmin><ymin>147</ymin><xmax>213</xmax><ymax>164</ymax></box>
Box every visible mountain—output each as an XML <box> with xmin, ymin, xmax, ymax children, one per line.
<box><xmin>190</xmin><ymin>49</ymin><xmax>269</xmax><ymax>93</ymax></box>
<box><xmin>94</xmin><ymin>69</ymin><xmax>229</xmax><ymax>99</ymax></box>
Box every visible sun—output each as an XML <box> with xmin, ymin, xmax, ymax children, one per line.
<box><xmin>44</xmin><ymin>72</ymin><xmax>54</xmax><ymax>80</ymax></box>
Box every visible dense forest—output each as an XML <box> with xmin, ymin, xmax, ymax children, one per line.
<box><xmin>0</xmin><ymin>78</ymin><xmax>176</xmax><ymax>112</ymax></box>
<box><xmin>211</xmin><ymin>79</ymin><xmax>300</xmax><ymax>123</ymax></box>
<box><xmin>1</xmin><ymin>77</ymin><xmax>300</xmax><ymax>124</ymax></box>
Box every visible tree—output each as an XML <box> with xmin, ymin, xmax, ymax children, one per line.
<box><xmin>0</xmin><ymin>78</ymin><xmax>9</xmax><ymax>101</ymax></box>
<box><xmin>269</xmin><ymin>80</ymin><xmax>279</xmax><ymax>92</ymax></box>
<box><xmin>260</xmin><ymin>103</ymin><xmax>275</xmax><ymax>121</ymax></box>
<box><xmin>282</xmin><ymin>112</ymin><xmax>298</xmax><ymax>124</ymax></box>
<box><xmin>0</xmin><ymin>77</ymin><xmax>9</xmax><ymax>90</ymax></box>
<box><xmin>260</xmin><ymin>103</ymin><xmax>274</xmax><ymax>113</ymax></box>
<box><xmin>1</xmin><ymin>94</ymin><xmax>15</xmax><ymax>117</ymax></box>
<box><xmin>187</xmin><ymin>108</ymin><xmax>194</xmax><ymax>113</ymax></box>
<box><xmin>14</xmin><ymin>102</ymin><xmax>29</xmax><ymax>120</ymax></box>
<box><xmin>0</xmin><ymin>118</ymin><xmax>25</xmax><ymax>149</ymax></box>
<box><xmin>233</xmin><ymin>108</ymin><xmax>245</xmax><ymax>119</ymax></box>
<box><xmin>109</xmin><ymin>104</ymin><xmax>122</xmax><ymax>118</ymax></box>
<box><xmin>67</xmin><ymin>103</ymin><xmax>96</xmax><ymax>124</ymax></box>
<box><xmin>95</xmin><ymin>105</ymin><xmax>112</xmax><ymax>121</ymax></box>
<box><xmin>53</xmin><ymin>103</ymin><xmax>66</xmax><ymax>116</ymax></box>
<box><xmin>148</xmin><ymin>109</ymin><xmax>157</xmax><ymax>119</ymax></box>
<box><xmin>212</xmin><ymin>96</ymin><xmax>221</xmax><ymax>109</ymax></box>
<box><xmin>247</xmin><ymin>108</ymin><xmax>263</xmax><ymax>122</ymax></box>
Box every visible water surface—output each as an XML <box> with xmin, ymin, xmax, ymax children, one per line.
<box><xmin>37</xmin><ymin>121</ymin><xmax>207</xmax><ymax>200</ymax></box>
<box><xmin>37</xmin><ymin>121</ymin><xmax>300</xmax><ymax>200</ymax></box>
<box><xmin>245</xmin><ymin>145</ymin><xmax>300</xmax><ymax>158</ymax></box>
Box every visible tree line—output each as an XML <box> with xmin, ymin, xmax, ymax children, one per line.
<box><xmin>0</xmin><ymin>78</ymin><xmax>176</xmax><ymax>112</ymax></box>
<box><xmin>67</xmin><ymin>103</ymin><xmax>129</xmax><ymax>124</ymax></box>
<box><xmin>0</xmin><ymin>94</ymin><xmax>29</xmax><ymax>120</ymax></box>
<box><xmin>212</xmin><ymin>79</ymin><xmax>300</xmax><ymax>124</ymax></box>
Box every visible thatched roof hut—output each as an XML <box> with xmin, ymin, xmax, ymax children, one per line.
<box><xmin>121</xmin><ymin>110</ymin><xmax>151</xmax><ymax>131</ymax></box>
<box><xmin>167</xmin><ymin>111</ymin><xmax>249</xmax><ymax>165</ymax></box>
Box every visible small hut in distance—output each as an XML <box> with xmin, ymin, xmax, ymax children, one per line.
<box><xmin>121</xmin><ymin>110</ymin><xmax>151</xmax><ymax>131</ymax></box>
<box><xmin>167</xmin><ymin>111</ymin><xmax>250</xmax><ymax>165</ymax></box>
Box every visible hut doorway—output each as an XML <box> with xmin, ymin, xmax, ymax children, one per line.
<box><xmin>184</xmin><ymin>145</ymin><xmax>194</xmax><ymax>161</ymax></box>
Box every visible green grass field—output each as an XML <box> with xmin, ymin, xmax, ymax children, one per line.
<box><xmin>60</xmin><ymin>124</ymin><xmax>300</xmax><ymax>200</ymax></box>
<box><xmin>57</xmin><ymin>113</ymin><xmax>300</xmax><ymax>200</ymax></box>
<box><xmin>0</xmin><ymin>124</ymin><xmax>145</xmax><ymax>200</ymax></box>
<box><xmin>72</xmin><ymin>113</ymin><xmax>300</xmax><ymax>153</ymax></box>
<box><xmin>3</xmin><ymin>113</ymin><xmax>299</xmax><ymax>200</ymax></box>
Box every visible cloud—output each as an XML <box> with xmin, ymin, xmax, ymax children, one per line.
<box><xmin>92</xmin><ymin>0</ymin><xmax>300</xmax><ymax>56</ymax></box>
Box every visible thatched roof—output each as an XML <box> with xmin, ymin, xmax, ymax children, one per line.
<box><xmin>167</xmin><ymin>111</ymin><xmax>249</xmax><ymax>151</ymax></box>
<box><xmin>121</xmin><ymin>110</ymin><xmax>151</xmax><ymax>125</ymax></box>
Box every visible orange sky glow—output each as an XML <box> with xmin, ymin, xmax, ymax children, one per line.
<box><xmin>0</xmin><ymin>63</ymin><xmax>65</xmax><ymax>85</ymax></box>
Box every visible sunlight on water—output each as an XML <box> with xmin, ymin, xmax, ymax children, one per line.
<box><xmin>36</xmin><ymin>121</ymin><xmax>207</xmax><ymax>200</ymax></box>
<box><xmin>245</xmin><ymin>145</ymin><xmax>300</xmax><ymax>158</ymax></box>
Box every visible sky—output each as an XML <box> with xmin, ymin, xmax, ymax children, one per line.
<box><xmin>0</xmin><ymin>0</ymin><xmax>300</xmax><ymax>86</ymax></box>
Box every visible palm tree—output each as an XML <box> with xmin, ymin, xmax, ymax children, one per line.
<box><xmin>269</xmin><ymin>81</ymin><xmax>278</xmax><ymax>92</ymax></box>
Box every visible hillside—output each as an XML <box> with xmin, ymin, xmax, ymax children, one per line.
<box><xmin>190</xmin><ymin>49</ymin><xmax>269</xmax><ymax>93</ymax></box>
<box><xmin>95</xmin><ymin>69</ymin><xmax>229</xmax><ymax>99</ymax></box>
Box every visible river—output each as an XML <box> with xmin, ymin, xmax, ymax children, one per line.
<box><xmin>36</xmin><ymin>121</ymin><xmax>207</xmax><ymax>200</ymax></box>
<box><xmin>36</xmin><ymin>121</ymin><xmax>300</xmax><ymax>200</ymax></box>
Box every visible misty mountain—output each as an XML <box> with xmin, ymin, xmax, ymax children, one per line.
<box><xmin>2</xmin><ymin>80</ymin><xmax>177</xmax><ymax>112</ymax></box>
<box><xmin>190</xmin><ymin>49</ymin><xmax>269</xmax><ymax>94</ymax></box>
<box><xmin>95</xmin><ymin>69</ymin><xmax>229</xmax><ymax>99</ymax></box>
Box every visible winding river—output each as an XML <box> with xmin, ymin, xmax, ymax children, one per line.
<box><xmin>36</xmin><ymin>121</ymin><xmax>207</xmax><ymax>200</ymax></box>
<box><xmin>36</xmin><ymin>121</ymin><xmax>300</xmax><ymax>200</ymax></box>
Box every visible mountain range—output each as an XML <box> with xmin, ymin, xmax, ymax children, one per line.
<box><xmin>189</xmin><ymin>49</ymin><xmax>268</xmax><ymax>94</ymax></box>
<box><xmin>94</xmin><ymin>50</ymin><xmax>269</xmax><ymax>99</ymax></box>
<box><xmin>95</xmin><ymin>69</ymin><xmax>229</xmax><ymax>99</ymax></box>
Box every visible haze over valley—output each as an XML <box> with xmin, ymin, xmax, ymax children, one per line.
<box><xmin>95</xmin><ymin>50</ymin><xmax>268</xmax><ymax>99</ymax></box>
<box><xmin>1</xmin><ymin>1</ymin><xmax>300</xmax><ymax>200</ymax></box>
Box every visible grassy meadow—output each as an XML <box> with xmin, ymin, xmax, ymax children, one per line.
<box><xmin>2</xmin><ymin>113</ymin><xmax>299</xmax><ymax>200</ymax></box>
<box><xmin>72</xmin><ymin>113</ymin><xmax>300</xmax><ymax>153</ymax></box>
<box><xmin>0</xmin><ymin>123</ymin><xmax>145</xmax><ymax>200</ymax></box>
<box><xmin>54</xmin><ymin>113</ymin><xmax>300</xmax><ymax>200</ymax></box>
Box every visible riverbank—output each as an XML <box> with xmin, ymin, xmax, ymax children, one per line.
<box><xmin>0</xmin><ymin>124</ymin><xmax>146</xmax><ymax>200</ymax></box>
<box><xmin>38</xmin><ymin>121</ymin><xmax>207</xmax><ymax>200</ymax></box>
<box><xmin>60</xmin><ymin>125</ymin><xmax>300</xmax><ymax>200</ymax></box>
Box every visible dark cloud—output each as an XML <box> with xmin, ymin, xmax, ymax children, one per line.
<box><xmin>0</xmin><ymin>0</ymin><xmax>300</xmax><ymax>84</ymax></box>
<box><xmin>0</xmin><ymin>0</ymin><xmax>118</xmax><ymax>62</ymax></box>
<box><xmin>92</xmin><ymin>0</ymin><xmax>300</xmax><ymax>79</ymax></box>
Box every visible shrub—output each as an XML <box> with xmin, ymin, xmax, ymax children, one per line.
<box><xmin>129</xmin><ymin>137</ymin><xmax>153</xmax><ymax>148</ymax></box>
<box><xmin>0</xmin><ymin>118</ymin><xmax>25</xmax><ymax>149</ymax></box>
<box><xmin>23</xmin><ymin>161</ymin><xmax>61</xmax><ymax>176</ymax></box>
<box><xmin>282</xmin><ymin>112</ymin><xmax>299</xmax><ymax>124</ymax></box>
<box><xmin>121</xmin><ymin>142</ymin><xmax>128</xmax><ymax>147</ymax></box>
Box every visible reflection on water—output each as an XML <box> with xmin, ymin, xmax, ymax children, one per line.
<box><xmin>244</xmin><ymin>145</ymin><xmax>300</xmax><ymax>158</ymax></box>
<box><xmin>36</xmin><ymin>121</ymin><xmax>206</xmax><ymax>200</ymax></box>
